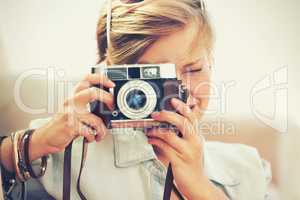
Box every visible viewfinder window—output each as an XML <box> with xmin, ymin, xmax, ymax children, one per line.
<box><xmin>128</xmin><ymin>67</ymin><xmax>141</xmax><ymax>79</ymax></box>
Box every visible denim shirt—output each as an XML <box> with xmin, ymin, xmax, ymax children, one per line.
<box><xmin>30</xmin><ymin>118</ymin><xmax>272</xmax><ymax>200</ymax></box>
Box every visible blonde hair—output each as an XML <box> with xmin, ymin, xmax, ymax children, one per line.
<box><xmin>96</xmin><ymin>0</ymin><xmax>214</xmax><ymax>65</ymax></box>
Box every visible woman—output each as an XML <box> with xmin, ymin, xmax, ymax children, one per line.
<box><xmin>0</xmin><ymin>0</ymin><xmax>271</xmax><ymax>199</ymax></box>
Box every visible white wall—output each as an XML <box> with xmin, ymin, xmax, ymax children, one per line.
<box><xmin>0</xmin><ymin>0</ymin><xmax>104</xmax><ymax>109</ymax></box>
<box><xmin>208</xmin><ymin>0</ymin><xmax>299</xmax><ymax>126</ymax></box>
<box><xmin>0</xmin><ymin>0</ymin><xmax>103</xmax><ymax>71</ymax></box>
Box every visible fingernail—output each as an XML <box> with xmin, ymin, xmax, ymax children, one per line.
<box><xmin>95</xmin><ymin>134</ymin><xmax>101</xmax><ymax>142</ymax></box>
<box><xmin>145</xmin><ymin>131</ymin><xmax>152</xmax><ymax>136</ymax></box>
<box><xmin>110</xmin><ymin>81</ymin><xmax>116</xmax><ymax>88</ymax></box>
<box><xmin>151</xmin><ymin>112</ymin><xmax>160</xmax><ymax>118</ymax></box>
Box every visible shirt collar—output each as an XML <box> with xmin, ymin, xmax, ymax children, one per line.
<box><xmin>111</xmin><ymin>128</ymin><xmax>239</xmax><ymax>186</ymax></box>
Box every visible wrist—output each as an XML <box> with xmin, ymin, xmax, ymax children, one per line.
<box><xmin>29</xmin><ymin>129</ymin><xmax>49</xmax><ymax>161</ymax></box>
<box><xmin>0</xmin><ymin>137</ymin><xmax>14</xmax><ymax>172</ymax></box>
<box><xmin>187</xmin><ymin>176</ymin><xmax>216</xmax><ymax>200</ymax></box>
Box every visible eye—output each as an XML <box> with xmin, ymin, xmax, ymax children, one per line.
<box><xmin>183</xmin><ymin>67</ymin><xmax>203</xmax><ymax>74</ymax></box>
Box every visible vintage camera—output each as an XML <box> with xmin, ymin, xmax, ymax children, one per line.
<box><xmin>90</xmin><ymin>63</ymin><xmax>188</xmax><ymax>128</ymax></box>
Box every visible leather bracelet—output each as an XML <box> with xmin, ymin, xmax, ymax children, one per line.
<box><xmin>18</xmin><ymin>131</ymin><xmax>32</xmax><ymax>181</ymax></box>
<box><xmin>23</xmin><ymin>130</ymin><xmax>48</xmax><ymax>179</ymax></box>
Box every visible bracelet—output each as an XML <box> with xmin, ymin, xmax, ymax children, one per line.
<box><xmin>23</xmin><ymin>130</ymin><xmax>48</xmax><ymax>179</ymax></box>
<box><xmin>11</xmin><ymin>131</ymin><xmax>27</xmax><ymax>182</ymax></box>
<box><xmin>18</xmin><ymin>131</ymin><xmax>32</xmax><ymax>181</ymax></box>
<box><xmin>11</xmin><ymin>131</ymin><xmax>24</xmax><ymax>182</ymax></box>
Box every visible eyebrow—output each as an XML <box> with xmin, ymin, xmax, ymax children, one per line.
<box><xmin>138</xmin><ymin>58</ymin><xmax>203</xmax><ymax>68</ymax></box>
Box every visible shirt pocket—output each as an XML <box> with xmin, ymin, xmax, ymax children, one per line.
<box><xmin>209</xmin><ymin>177</ymin><xmax>240</xmax><ymax>200</ymax></box>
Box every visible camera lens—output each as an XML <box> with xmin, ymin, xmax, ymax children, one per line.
<box><xmin>126</xmin><ymin>90</ymin><xmax>147</xmax><ymax>110</ymax></box>
<box><xmin>117</xmin><ymin>80</ymin><xmax>157</xmax><ymax>120</ymax></box>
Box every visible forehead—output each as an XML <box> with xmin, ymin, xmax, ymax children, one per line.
<box><xmin>138</xmin><ymin>22</ymin><xmax>210</xmax><ymax>65</ymax></box>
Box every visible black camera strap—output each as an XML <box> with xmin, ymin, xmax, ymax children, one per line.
<box><xmin>63</xmin><ymin>139</ymin><xmax>185</xmax><ymax>200</ymax></box>
<box><xmin>63</xmin><ymin>142</ymin><xmax>72</xmax><ymax>200</ymax></box>
<box><xmin>63</xmin><ymin>139</ymin><xmax>88</xmax><ymax>200</ymax></box>
<box><xmin>163</xmin><ymin>164</ymin><xmax>185</xmax><ymax>200</ymax></box>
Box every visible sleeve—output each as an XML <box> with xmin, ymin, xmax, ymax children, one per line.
<box><xmin>248</xmin><ymin>150</ymin><xmax>272</xmax><ymax>200</ymax></box>
<box><xmin>0</xmin><ymin>136</ymin><xmax>7</xmax><ymax>199</ymax></box>
<box><xmin>0</xmin><ymin>136</ymin><xmax>18</xmax><ymax>200</ymax></box>
<box><xmin>243</xmin><ymin>146</ymin><xmax>273</xmax><ymax>200</ymax></box>
<box><xmin>262</xmin><ymin>159</ymin><xmax>272</xmax><ymax>186</ymax></box>
<box><xmin>204</xmin><ymin>142</ymin><xmax>273</xmax><ymax>200</ymax></box>
<box><xmin>261</xmin><ymin>159</ymin><xmax>273</xmax><ymax>200</ymax></box>
<box><xmin>0</xmin><ymin>165</ymin><xmax>5</xmax><ymax>199</ymax></box>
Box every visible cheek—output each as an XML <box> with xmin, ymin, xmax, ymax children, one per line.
<box><xmin>187</xmin><ymin>77</ymin><xmax>211</xmax><ymax>109</ymax></box>
<box><xmin>187</xmin><ymin>77</ymin><xmax>211</xmax><ymax>97</ymax></box>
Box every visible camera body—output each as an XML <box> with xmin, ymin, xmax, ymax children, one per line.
<box><xmin>90</xmin><ymin>63</ymin><xmax>188</xmax><ymax>128</ymax></box>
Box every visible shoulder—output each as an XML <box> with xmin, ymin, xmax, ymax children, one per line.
<box><xmin>205</xmin><ymin>141</ymin><xmax>265</xmax><ymax>169</ymax></box>
<box><xmin>204</xmin><ymin>141</ymin><xmax>272</xmax><ymax>200</ymax></box>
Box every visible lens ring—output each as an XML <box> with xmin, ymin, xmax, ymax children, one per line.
<box><xmin>117</xmin><ymin>80</ymin><xmax>157</xmax><ymax>120</ymax></box>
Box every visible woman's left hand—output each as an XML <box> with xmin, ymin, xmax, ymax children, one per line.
<box><xmin>146</xmin><ymin>98</ymin><xmax>217</xmax><ymax>200</ymax></box>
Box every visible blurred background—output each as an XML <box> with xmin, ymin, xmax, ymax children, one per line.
<box><xmin>0</xmin><ymin>0</ymin><xmax>299</xmax><ymax>199</ymax></box>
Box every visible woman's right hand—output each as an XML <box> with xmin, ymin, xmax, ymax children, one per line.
<box><xmin>29</xmin><ymin>73</ymin><xmax>115</xmax><ymax>160</ymax></box>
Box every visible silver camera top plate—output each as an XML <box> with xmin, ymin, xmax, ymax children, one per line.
<box><xmin>92</xmin><ymin>63</ymin><xmax>177</xmax><ymax>80</ymax></box>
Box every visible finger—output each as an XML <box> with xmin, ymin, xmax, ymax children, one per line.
<box><xmin>73</xmin><ymin>80</ymin><xmax>91</xmax><ymax>94</ymax></box>
<box><xmin>146</xmin><ymin>128</ymin><xmax>186</xmax><ymax>154</ymax></box>
<box><xmin>148</xmin><ymin>137</ymin><xmax>182</xmax><ymax>165</ymax></box>
<box><xmin>74</xmin><ymin>73</ymin><xmax>116</xmax><ymax>94</ymax></box>
<box><xmin>171</xmin><ymin>98</ymin><xmax>204</xmax><ymax>125</ymax></box>
<box><xmin>172</xmin><ymin>98</ymin><xmax>205</xmax><ymax>137</ymax></box>
<box><xmin>171</xmin><ymin>98</ymin><xmax>193</xmax><ymax>120</ymax></box>
<box><xmin>151</xmin><ymin>111</ymin><xmax>194</xmax><ymax>140</ymax></box>
<box><xmin>84</xmin><ymin>73</ymin><xmax>115</xmax><ymax>87</ymax></box>
<box><xmin>77</xmin><ymin>122</ymin><xmax>97</xmax><ymax>143</ymax></box>
<box><xmin>68</xmin><ymin>87</ymin><xmax>114</xmax><ymax>111</ymax></box>
<box><xmin>192</xmin><ymin>104</ymin><xmax>205</xmax><ymax>120</ymax></box>
<box><xmin>77</xmin><ymin>113</ymin><xmax>109</xmax><ymax>141</ymax></box>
